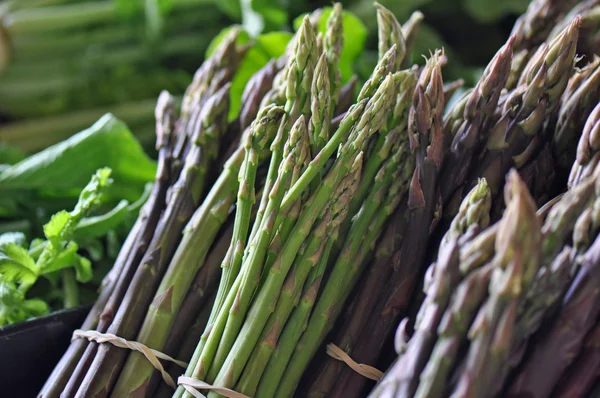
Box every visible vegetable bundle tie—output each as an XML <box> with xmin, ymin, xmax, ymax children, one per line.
<box><xmin>72</xmin><ymin>330</ymin><xmax>250</xmax><ymax>398</ymax></box>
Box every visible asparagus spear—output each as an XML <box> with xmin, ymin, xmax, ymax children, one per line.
<box><xmin>274</xmin><ymin>119</ymin><xmax>415</xmax><ymax>397</ymax></box>
<box><xmin>504</xmin><ymin>169</ymin><xmax>600</xmax><ymax>375</ymax></box>
<box><xmin>256</xmin><ymin>227</ymin><xmax>338</xmax><ymax>398</ymax></box>
<box><xmin>173</xmin><ymin>30</ymin><xmax>241</xmax><ymax>173</ymax></box>
<box><xmin>400</xmin><ymin>11</ymin><xmax>424</xmax><ymax>68</ymax></box>
<box><xmin>179</xmin><ymin>20</ymin><xmax>318</xmax><ymax>390</ymax></box>
<box><xmin>48</xmin><ymin>91</ymin><xmax>177</xmax><ymax>398</ymax></box>
<box><xmin>147</xmin><ymin>221</ymin><xmax>234</xmax><ymax>396</ymax></box>
<box><xmin>202</xmin><ymin>150</ymin><xmax>365</xmax><ymax>395</ymax></box>
<box><xmin>248</xmin><ymin>16</ymin><xmax>317</xmax><ymax>263</ymax></box>
<box><xmin>74</xmin><ymin>83</ymin><xmax>231</xmax><ymax>397</ymax></box>
<box><xmin>345</xmin><ymin>70</ymin><xmax>416</xmax><ymax>232</ymax></box>
<box><xmin>466</xmin><ymin>18</ymin><xmax>579</xmax><ymax>198</ymax></box>
<box><xmin>275</xmin><ymin>160</ymin><xmax>406</xmax><ymax>398</ymax></box>
<box><xmin>112</xmin><ymin>96</ymin><xmax>276</xmax><ymax>398</ymax></box>
<box><xmin>506</xmin><ymin>0</ymin><xmax>579</xmax><ymax>90</ymax></box>
<box><xmin>374</xmin><ymin>2</ymin><xmax>406</xmax><ymax>73</ymax></box>
<box><xmin>309</xmin><ymin>53</ymin><xmax>332</xmax><ymax>157</ymax></box>
<box><xmin>280</xmin><ymin>45</ymin><xmax>399</xmax><ymax>209</ymax></box>
<box><xmin>510</xmin><ymin>0</ymin><xmax>579</xmax><ymax>52</ymax></box>
<box><xmin>508</xmin><ymin>231</ymin><xmax>600</xmax><ymax>398</ymax></box>
<box><xmin>298</xmin><ymin>205</ymin><xmax>408</xmax><ymax>398</ymax></box>
<box><xmin>235</xmin><ymin>147</ymin><xmax>355</xmax><ymax>396</ymax></box>
<box><xmin>204</xmin><ymin>116</ymin><xmax>311</xmax><ymax>384</ymax></box>
<box><xmin>171</xmin><ymin>106</ymin><xmax>284</xmax><ymax>397</ymax></box>
<box><xmin>552</xmin><ymin>56</ymin><xmax>600</xmax><ymax>169</ymax></box>
<box><xmin>569</xmin><ymin>102</ymin><xmax>600</xmax><ymax>187</ymax></box>
<box><xmin>411</xmin><ymin>262</ymin><xmax>495</xmax><ymax>398</ymax></box>
<box><xmin>440</xmin><ymin>37</ymin><xmax>514</xmax><ymax>205</ymax></box>
<box><xmin>451</xmin><ymin>171</ymin><xmax>542</xmax><ymax>398</ymax></box>
<box><xmin>333</xmin><ymin>50</ymin><xmax>446</xmax><ymax>397</ymax></box>
<box><xmin>364</xmin><ymin>180</ymin><xmax>491</xmax><ymax>398</ymax></box>
<box><xmin>552</xmin><ymin>319</ymin><xmax>600</xmax><ymax>398</ymax></box>
<box><xmin>324</xmin><ymin>3</ymin><xmax>343</xmax><ymax>112</ymax></box>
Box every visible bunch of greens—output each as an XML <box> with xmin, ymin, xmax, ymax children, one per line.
<box><xmin>2</xmin><ymin>168</ymin><xmax>120</xmax><ymax>325</ymax></box>
<box><xmin>0</xmin><ymin>114</ymin><xmax>156</xmax><ymax>326</ymax></box>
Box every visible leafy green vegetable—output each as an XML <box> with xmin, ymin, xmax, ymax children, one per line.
<box><xmin>294</xmin><ymin>7</ymin><xmax>367</xmax><ymax>82</ymax></box>
<box><xmin>0</xmin><ymin>114</ymin><xmax>156</xmax><ymax>203</ymax></box>
<box><xmin>0</xmin><ymin>168</ymin><xmax>116</xmax><ymax>326</ymax></box>
<box><xmin>240</xmin><ymin>0</ymin><xmax>287</xmax><ymax>37</ymax></box>
<box><xmin>0</xmin><ymin>280</ymin><xmax>48</xmax><ymax>326</ymax></box>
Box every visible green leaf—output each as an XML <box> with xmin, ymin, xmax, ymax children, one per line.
<box><xmin>0</xmin><ymin>114</ymin><xmax>156</xmax><ymax>202</ymax></box>
<box><xmin>0</xmin><ymin>144</ymin><xmax>25</xmax><ymax>165</ymax></box>
<box><xmin>43</xmin><ymin>211</ymin><xmax>71</xmax><ymax>246</ymax></box>
<box><xmin>241</xmin><ymin>0</ymin><xmax>287</xmax><ymax>37</ymax></box>
<box><xmin>0</xmin><ymin>243</ymin><xmax>39</xmax><ymax>287</ymax></box>
<box><xmin>223</xmin><ymin>30</ymin><xmax>292</xmax><ymax>121</ymax></box>
<box><xmin>214</xmin><ymin>0</ymin><xmax>242</xmax><ymax>20</ymax></box>
<box><xmin>294</xmin><ymin>8</ymin><xmax>367</xmax><ymax>82</ymax></box>
<box><xmin>462</xmin><ymin>0</ymin><xmax>529</xmax><ymax>23</ymax></box>
<box><xmin>74</xmin><ymin>256</ymin><xmax>93</xmax><ymax>283</ymax></box>
<box><xmin>0</xmin><ymin>280</ymin><xmax>49</xmax><ymax>326</ymax></box>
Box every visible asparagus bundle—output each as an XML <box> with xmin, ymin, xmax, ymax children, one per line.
<box><xmin>37</xmin><ymin>32</ymin><xmax>243</xmax><ymax>398</ymax></box>
<box><xmin>36</xmin><ymin>2</ymin><xmax>600</xmax><ymax>398</ymax></box>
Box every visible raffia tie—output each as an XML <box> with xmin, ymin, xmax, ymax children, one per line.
<box><xmin>326</xmin><ymin>343</ymin><xmax>384</xmax><ymax>381</ymax></box>
<box><xmin>72</xmin><ymin>329</ymin><xmax>249</xmax><ymax>397</ymax></box>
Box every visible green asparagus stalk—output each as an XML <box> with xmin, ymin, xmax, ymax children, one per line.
<box><xmin>309</xmin><ymin>53</ymin><xmax>332</xmax><ymax>158</ymax></box>
<box><xmin>235</xmin><ymin>147</ymin><xmax>355</xmax><ymax>396</ymax></box>
<box><xmin>180</xmin><ymin>19</ymin><xmax>318</xmax><ymax>390</ymax></box>
<box><xmin>110</xmin><ymin>92</ymin><xmax>247</xmax><ymax>397</ymax></box>
<box><xmin>248</xmin><ymin>16</ymin><xmax>317</xmax><ymax>259</ymax></box>
<box><xmin>552</xmin><ymin>56</ymin><xmax>600</xmax><ymax>169</ymax></box>
<box><xmin>344</xmin><ymin>70</ymin><xmax>416</xmax><ymax>232</ymax></box>
<box><xmin>51</xmin><ymin>91</ymin><xmax>177</xmax><ymax>398</ymax></box>
<box><xmin>451</xmin><ymin>171</ymin><xmax>542</xmax><ymax>398</ymax></box>
<box><xmin>256</xmin><ymin>229</ymin><xmax>338</xmax><ymax>398</ymax></box>
<box><xmin>173</xmin><ymin>105</ymin><xmax>285</xmax><ymax>392</ymax></box>
<box><xmin>275</xmin><ymin>158</ymin><xmax>406</xmax><ymax>398</ymax></box>
<box><xmin>401</xmin><ymin>11</ymin><xmax>424</xmax><ymax>68</ymax></box>
<box><xmin>74</xmin><ymin>81</ymin><xmax>232</xmax><ymax>397</ymax></box>
<box><xmin>374</xmin><ymin>2</ymin><xmax>406</xmax><ymax>73</ymax></box>
<box><xmin>335</xmin><ymin>50</ymin><xmax>446</xmax><ymax>397</ymax></box>
<box><xmin>205</xmin><ymin>116</ymin><xmax>311</xmax><ymax>383</ymax></box>
<box><xmin>268</xmin><ymin>119</ymin><xmax>414</xmax><ymax>397</ymax></box>
<box><xmin>201</xmin><ymin>151</ymin><xmax>364</xmax><ymax>395</ymax></box>
<box><xmin>298</xmin><ymin>204</ymin><xmax>407</xmax><ymax>398</ymax></box>
<box><xmin>280</xmin><ymin>45</ymin><xmax>399</xmax><ymax>210</ymax></box>
<box><xmin>324</xmin><ymin>3</ymin><xmax>343</xmax><ymax>112</ymax></box>
<box><xmin>569</xmin><ymin>102</ymin><xmax>600</xmax><ymax>187</ymax></box>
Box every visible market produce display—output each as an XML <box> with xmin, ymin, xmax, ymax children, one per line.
<box><xmin>0</xmin><ymin>0</ymin><xmax>597</xmax><ymax>397</ymax></box>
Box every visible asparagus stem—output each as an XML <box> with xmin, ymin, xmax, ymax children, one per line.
<box><xmin>207</xmin><ymin>117</ymin><xmax>311</xmax><ymax>383</ymax></box>
<box><xmin>53</xmin><ymin>91</ymin><xmax>176</xmax><ymax>398</ymax></box>
<box><xmin>74</xmin><ymin>83</ymin><xmax>230</xmax><ymax>397</ymax></box>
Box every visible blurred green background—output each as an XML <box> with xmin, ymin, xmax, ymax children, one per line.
<box><xmin>0</xmin><ymin>0</ymin><xmax>526</xmax><ymax>154</ymax></box>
